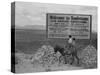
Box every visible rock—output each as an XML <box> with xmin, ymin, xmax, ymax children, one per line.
<box><xmin>15</xmin><ymin>52</ymin><xmax>34</xmax><ymax>65</ymax></box>
<box><xmin>32</xmin><ymin>45</ymin><xmax>59</xmax><ymax>68</ymax></box>
<box><xmin>79</xmin><ymin>45</ymin><xmax>97</xmax><ymax>68</ymax></box>
<box><xmin>15</xmin><ymin>53</ymin><xmax>26</xmax><ymax>64</ymax></box>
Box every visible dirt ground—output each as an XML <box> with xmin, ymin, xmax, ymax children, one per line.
<box><xmin>15</xmin><ymin>58</ymin><xmax>83</xmax><ymax>73</ymax></box>
<box><xmin>15</xmin><ymin>64</ymin><xmax>83</xmax><ymax>73</ymax></box>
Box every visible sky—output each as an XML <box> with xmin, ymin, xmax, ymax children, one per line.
<box><xmin>15</xmin><ymin>2</ymin><xmax>97</xmax><ymax>32</ymax></box>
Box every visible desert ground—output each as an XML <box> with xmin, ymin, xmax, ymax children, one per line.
<box><xmin>13</xmin><ymin>29</ymin><xmax>97</xmax><ymax>73</ymax></box>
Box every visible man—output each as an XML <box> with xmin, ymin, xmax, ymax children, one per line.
<box><xmin>65</xmin><ymin>35</ymin><xmax>79</xmax><ymax>65</ymax></box>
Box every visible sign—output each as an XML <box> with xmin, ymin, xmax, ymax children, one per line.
<box><xmin>46</xmin><ymin>13</ymin><xmax>91</xmax><ymax>39</ymax></box>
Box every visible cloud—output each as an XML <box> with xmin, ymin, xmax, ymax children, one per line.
<box><xmin>15</xmin><ymin>2</ymin><xmax>97</xmax><ymax>32</ymax></box>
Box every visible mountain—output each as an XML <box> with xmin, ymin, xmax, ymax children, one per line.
<box><xmin>15</xmin><ymin>25</ymin><xmax>46</xmax><ymax>30</ymax></box>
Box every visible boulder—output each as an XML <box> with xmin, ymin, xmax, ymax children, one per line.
<box><xmin>32</xmin><ymin>45</ymin><xmax>59</xmax><ymax>67</ymax></box>
<box><xmin>79</xmin><ymin>45</ymin><xmax>97</xmax><ymax>68</ymax></box>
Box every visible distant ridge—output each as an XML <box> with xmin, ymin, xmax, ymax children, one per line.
<box><xmin>15</xmin><ymin>25</ymin><xmax>97</xmax><ymax>34</ymax></box>
<box><xmin>15</xmin><ymin>25</ymin><xmax>46</xmax><ymax>30</ymax></box>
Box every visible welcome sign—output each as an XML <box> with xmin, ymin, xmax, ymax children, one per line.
<box><xmin>47</xmin><ymin>13</ymin><xmax>91</xmax><ymax>39</ymax></box>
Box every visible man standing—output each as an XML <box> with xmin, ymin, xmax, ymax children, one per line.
<box><xmin>65</xmin><ymin>35</ymin><xmax>79</xmax><ymax>65</ymax></box>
